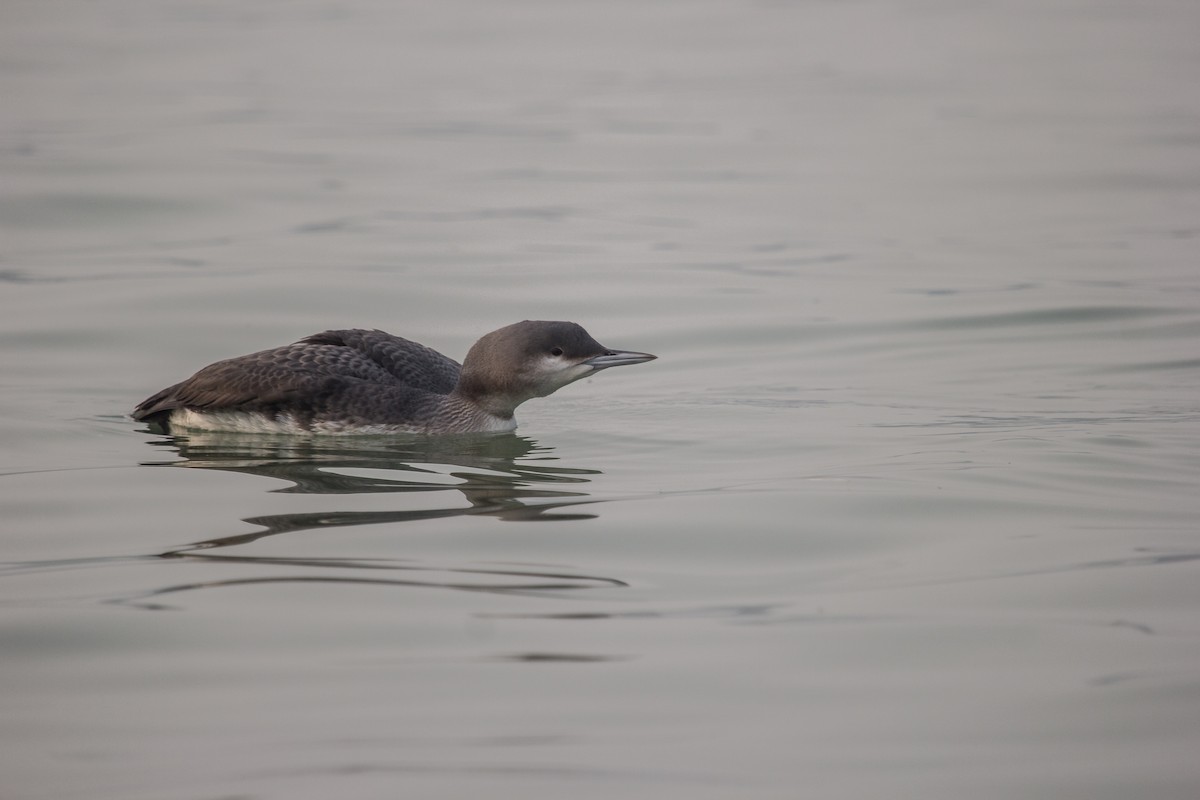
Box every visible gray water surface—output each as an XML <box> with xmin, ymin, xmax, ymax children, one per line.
<box><xmin>3</xmin><ymin>1</ymin><xmax>1200</xmax><ymax>798</ymax></box>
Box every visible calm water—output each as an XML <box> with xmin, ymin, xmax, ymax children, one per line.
<box><xmin>3</xmin><ymin>1</ymin><xmax>1200</xmax><ymax>798</ymax></box>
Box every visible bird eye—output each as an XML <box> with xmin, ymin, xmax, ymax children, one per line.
<box><xmin>550</xmin><ymin>347</ymin><xmax>564</xmax><ymax>356</ymax></box>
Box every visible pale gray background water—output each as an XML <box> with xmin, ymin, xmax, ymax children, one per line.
<box><xmin>3</xmin><ymin>1</ymin><xmax>1200</xmax><ymax>798</ymax></box>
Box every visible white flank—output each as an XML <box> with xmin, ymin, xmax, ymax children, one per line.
<box><xmin>168</xmin><ymin>408</ymin><xmax>518</xmax><ymax>435</ymax></box>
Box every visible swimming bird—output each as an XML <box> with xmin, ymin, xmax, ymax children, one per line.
<box><xmin>132</xmin><ymin>320</ymin><xmax>656</xmax><ymax>434</ymax></box>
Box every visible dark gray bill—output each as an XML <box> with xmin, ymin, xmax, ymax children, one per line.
<box><xmin>584</xmin><ymin>350</ymin><xmax>657</xmax><ymax>370</ymax></box>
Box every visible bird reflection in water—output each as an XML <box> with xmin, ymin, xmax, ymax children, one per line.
<box><xmin>119</xmin><ymin>431</ymin><xmax>628</xmax><ymax>609</ymax></box>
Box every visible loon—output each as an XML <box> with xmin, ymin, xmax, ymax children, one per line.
<box><xmin>131</xmin><ymin>320</ymin><xmax>656</xmax><ymax>435</ymax></box>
